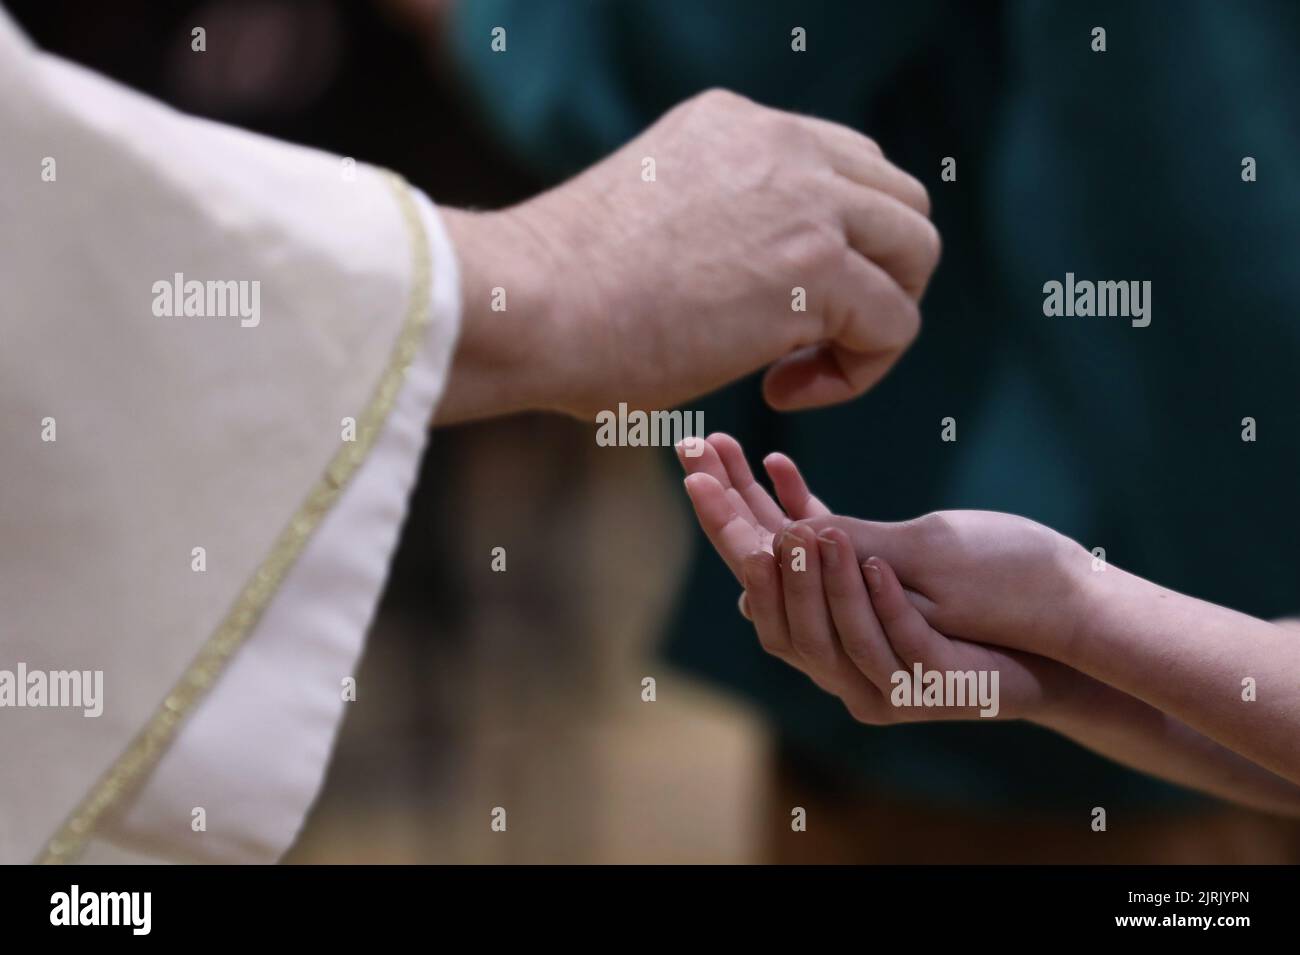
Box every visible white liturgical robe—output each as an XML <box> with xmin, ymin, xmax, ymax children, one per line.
<box><xmin>0</xmin><ymin>7</ymin><xmax>462</xmax><ymax>863</ymax></box>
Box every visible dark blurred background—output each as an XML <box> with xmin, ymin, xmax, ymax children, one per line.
<box><xmin>14</xmin><ymin>0</ymin><xmax>1300</xmax><ymax>863</ymax></box>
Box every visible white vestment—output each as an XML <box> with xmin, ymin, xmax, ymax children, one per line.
<box><xmin>0</xmin><ymin>7</ymin><xmax>461</xmax><ymax>863</ymax></box>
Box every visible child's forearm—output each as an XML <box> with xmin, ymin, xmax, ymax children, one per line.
<box><xmin>1038</xmin><ymin>672</ymin><xmax>1300</xmax><ymax>817</ymax></box>
<box><xmin>1058</xmin><ymin>567</ymin><xmax>1300</xmax><ymax>786</ymax></box>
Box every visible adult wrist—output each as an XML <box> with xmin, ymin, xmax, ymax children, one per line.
<box><xmin>437</xmin><ymin>205</ymin><xmax>574</xmax><ymax>422</ymax></box>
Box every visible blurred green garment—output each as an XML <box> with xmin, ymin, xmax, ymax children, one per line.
<box><xmin>450</xmin><ymin>0</ymin><xmax>1300</xmax><ymax>809</ymax></box>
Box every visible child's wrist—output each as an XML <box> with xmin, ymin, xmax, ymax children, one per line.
<box><xmin>1030</xmin><ymin>532</ymin><xmax>1099</xmax><ymax>667</ymax></box>
<box><xmin>1053</xmin><ymin>541</ymin><xmax>1136</xmax><ymax>672</ymax></box>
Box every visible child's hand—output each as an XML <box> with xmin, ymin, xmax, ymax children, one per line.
<box><xmin>678</xmin><ymin>433</ymin><xmax>1089</xmax><ymax>661</ymax></box>
<box><xmin>792</xmin><ymin>509</ymin><xmax>1090</xmax><ymax>662</ymax></box>
<box><xmin>677</xmin><ymin>432</ymin><xmax>1092</xmax><ymax>723</ymax></box>
<box><xmin>675</xmin><ymin>432</ymin><xmax>832</xmax><ymax>583</ymax></box>
<box><xmin>763</xmin><ymin>523</ymin><xmax>1076</xmax><ymax>722</ymax></box>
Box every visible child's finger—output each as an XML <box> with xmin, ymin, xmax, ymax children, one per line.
<box><xmin>741</xmin><ymin>551</ymin><xmax>792</xmax><ymax>659</ymax></box>
<box><xmin>763</xmin><ymin>452</ymin><xmax>832</xmax><ymax>519</ymax></box>
<box><xmin>678</xmin><ymin>437</ymin><xmax>766</xmax><ymax>533</ymax></box>
<box><xmin>675</xmin><ymin>436</ymin><xmax>730</xmax><ymax>486</ymax></box>
<box><xmin>816</xmin><ymin>529</ymin><xmax>902</xmax><ymax>693</ymax></box>
<box><xmin>683</xmin><ymin>472</ymin><xmax>763</xmax><ymax>582</ymax></box>
<box><xmin>862</xmin><ymin>556</ymin><xmax>950</xmax><ymax>669</ymax></box>
<box><xmin>722</xmin><ymin>487</ymin><xmax>765</xmax><ymax>539</ymax></box>
<box><xmin>709</xmin><ymin>433</ymin><xmax>790</xmax><ymax>530</ymax></box>
<box><xmin>779</xmin><ymin>526</ymin><xmax>839</xmax><ymax>676</ymax></box>
<box><xmin>777</xmin><ymin>526</ymin><xmax>886</xmax><ymax>718</ymax></box>
<box><xmin>796</xmin><ymin>515</ymin><xmax>926</xmax><ymax>583</ymax></box>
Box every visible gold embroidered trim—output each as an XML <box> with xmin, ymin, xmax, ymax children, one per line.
<box><xmin>36</xmin><ymin>169</ymin><xmax>433</xmax><ymax>864</ymax></box>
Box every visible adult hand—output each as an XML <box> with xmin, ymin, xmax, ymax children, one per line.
<box><xmin>438</xmin><ymin>89</ymin><xmax>938</xmax><ymax>423</ymax></box>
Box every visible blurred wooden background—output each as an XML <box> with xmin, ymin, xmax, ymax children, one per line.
<box><xmin>286</xmin><ymin>416</ymin><xmax>770</xmax><ymax>863</ymax></box>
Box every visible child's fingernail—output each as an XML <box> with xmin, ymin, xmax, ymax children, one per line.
<box><xmin>863</xmin><ymin>559</ymin><xmax>882</xmax><ymax>594</ymax></box>
<box><xmin>817</xmin><ymin>534</ymin><xmax>838</xmax><ymax>568</ymax></box>
<box><xmin>741</xmin><ymin>553</ymin><xmax>765</xmax><ymax>589</ymax></box>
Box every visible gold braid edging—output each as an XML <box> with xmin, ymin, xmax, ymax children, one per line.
<box><xmin>37</xmin><ymin>169</ymin><xmax>432</xmax><ymax>864</ymax></box>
